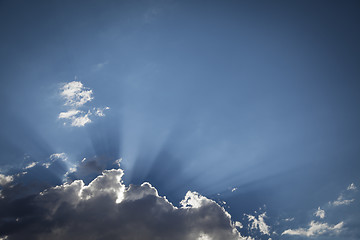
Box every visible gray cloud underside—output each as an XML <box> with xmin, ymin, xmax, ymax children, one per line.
<box><xmin>1</xmin><ymin>169</ymin><xmax>247</xmax><ymax>240</ymax></box>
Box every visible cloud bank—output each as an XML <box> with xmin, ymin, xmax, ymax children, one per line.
<box><xmin>0</xmin><ymin>169</ymin><xmax>249</xmax><ymax>240</ymax></box>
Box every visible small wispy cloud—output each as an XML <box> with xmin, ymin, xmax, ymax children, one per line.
<box><xmin>93</xmin><ymin>61</ymin><xmax>109</xmax><ymax>71</ymax></box>
<box><xmin>245</xmin><ymin>212</ymin><xmax>271</xmax><ymax>235</ymax></box>
<box><xmin>314</xmin><ymin>207</ymin><xmax>325</xmax><ymax>219</ymax></box>
<box><xmin>50</xmin><ymin>153</ymin><xmax>68</xmax><ymax>161</ymax></box>
<box><xmin>282</xmin><ymin>221</ymin><xmax>344</xmax><ymax>237</ymax></box>
<box><xmin>93</xmin><ymin>107</ymin><xmax>110</xmax><ymax>117</ymax></box>
<box><xmin>330</xmin><ymin>195</ymin><xmax>355</xmax><ymax>206</ymax></box>
<box><xmin>24</xmin><ymin>162</ymin><xmax>37</xmax><ymax>169</ymax></box>
<box><xmin>58</xmin><ymin>81</ymin><xmax>109</xmax><ymax>127</ymax></box>
<box><xmin>347</xmin><ymin>183</ymin><xmax>357</xmax><ymax>191</ymax></box>
<box><xmin>58</xmin><ymin>109</ymin><xmax>81</xmax><ymax>119</ymax></box>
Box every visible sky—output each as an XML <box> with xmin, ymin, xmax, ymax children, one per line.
<box><xmin>0</xmin><ymin>0</ymin><xmax>360</xmax><ymax>239</ymax></box>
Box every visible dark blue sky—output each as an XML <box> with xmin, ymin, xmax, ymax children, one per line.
<box><xmin>0</xmin><ymin>1</ymin><xmax>360</xmax><ymax>239</ymax></box>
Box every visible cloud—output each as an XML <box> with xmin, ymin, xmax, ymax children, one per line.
<box><xmin>0</xmin><ymin>169</ymin><xmax>251</xmax><ymax>240</ymax></box>
<box><xmin>283</xmin><ymin>217</ymin><xmax>294</xmax><ymax>222</ymax></box>
<box><xmin>347</xmin><ymin>183</ymin><xmax>357</xmax><ymax>191</ymax></box>
<box><xmin>234</xmin><ymin>221</ymin><xmax>243</xmax><ymax>228</ymax></box>
<box><xmin>93</xmin><ymin>107</ymin><xmax>110</xmax><ymax>117</ymax></box>
<box><xmin>0</xmin><ymin>174</ymin><xmax>13</xmax><ymax>187</ymax></box>
<box><xmin>58</xmin><ymin>81</ymin><xmax>109</xmax><ymax>127</ymax></box>
<box><xmin>49</xmin><ymin>153</ymin><xmax>68</xmax><ymax>161</ymax></box>
<box><xmin>60</xmin><ymin>81</ymin><xmax>93</xmax><ymax>107</ymax></box>
<box><xmin>70</xmin><ymin>111</ymin><xmax>92</xmax><ymax>127</ymax></box>
<box><xmin>314</xmin><ymin>207</ymin><xmax>325</xmax><ymax>219</ymax></box>
<box><xmin>180</xmin><ymin>191</ymin><xmax>212</xmax><ymax>209</ymax></box>
<box><xmin>24</xmin><ymin>162</ymin><xmax>37</xmax><ymax>169</ymax></box>
<box><xmin>58</xmin><ymin>109</ymin><xmax>81</xmax><ymax>119</ymax></box>
<box><xmin>282</xmin><ymin>220</ymin><xmax>344</xmax><ymax>237</ymax></box>
<box><xmin>245</xmin><ymin>212</ymin><xmax>270</xmax><ymax>235</ymax></box>
<box><xmin>58</xmin><ymin>109</ymin><xmax>92</xmax><ymax>127</ymax></box>
<box><xmin>331</xmin><ymin>194</ymin><xmax>355</xmax><ymax>206</ymax></box>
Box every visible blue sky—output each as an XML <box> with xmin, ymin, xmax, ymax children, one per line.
<box><xmin>0</xmin><ymin>1</ymin><xmax>360</xmax><ymax>239</ymax></box>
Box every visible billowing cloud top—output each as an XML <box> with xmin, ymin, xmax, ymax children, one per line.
<box><xmin>0</xmin><ymin>169</ymin><xmax>248</xmax><ymax>240</ymax></box>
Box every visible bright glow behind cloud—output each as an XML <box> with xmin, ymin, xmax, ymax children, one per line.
<box><xmin>2</xmin><ymin>168</ymin><xmax>250</xmax><ymax>240</ymax></box>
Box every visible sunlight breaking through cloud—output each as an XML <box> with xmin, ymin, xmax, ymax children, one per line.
<box><xmin>0</xmin><ymin>168</ymin><xmax>252</xmax><ymax>240</ymax></box>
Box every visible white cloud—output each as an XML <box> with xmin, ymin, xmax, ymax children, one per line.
<box><xmin>0</xmin><ymin>174</ymin><xmax>14</xmax><ymax>186</ymax></box>
<box><xmin>58</xmin><ymin>109</ymin><xmax>92</xmax><ymax>127</ymax></box>
<box><xmin>282</xmin><ymin>221</ymin><xmax>344</xmax><ymax>237</ymax></box>
<box><xmin>114</xmin><ymin>158</ymin><xmax>122</xmax><ymax>167</ymax></box>
<box><xmin>347</xmin><ymin>183</ymin><xmax>357</xmax><ymax>191</ymax></box>
<box><xmin>70</xmin><ymin>111</ymin><xmax>92</xmax><ymax>127</ymax></box>
<box><xmin>60</xmin><ymin>81</ymin><xmax>93</xmax><ymax>107</ymax></box>
<box><xmin>331</xmin><ymin>194</ymin><xmax>355</xmax><ymax>206</ymax></box>
<box><xmin>50</xmin><ymin>153</ymin><xmax>68</xmax><ymax>161</ymax></box>
<box><xmin>24</xmin><ymin>162</ymin><xmax>37</xmax><ymax>169</ymax></box>
<box><xmin>180</xmin><ymin>191</ymin><xmax>212</xmax><ymax>209</ymax></box>
<box><xmin>314</xmin><ymin>207</ymin><xmax>325</xmax><ymax>219</ymax></box>
<box><xmin>231</xmin><ymin>187</ymin><xmax>237</xmax><ymax>192</ymax></box>
<box><xmin>7</xmin><ymin>169</ymin><xmax>252</xmax><ymax>240</ymax></box>
<box><xmin>58</xmin><ymin>81</ymin><xmax>109</xmax><ymax>127</ymax></box>
<box><xmin>58</xmin><ymin>109</ymin><xmax>81</xmax><ymax>119</ymax></box>
<box><xmin>80</xmin><ymin>169</ymin><xmax>125</xmax><ymax>203</ymax></box>
<box><xmin>246</xmin><ymin>212</ymin><xmax>270</xmax><ymax>235</ymax></box>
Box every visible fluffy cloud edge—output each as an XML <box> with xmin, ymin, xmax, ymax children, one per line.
<box><xmin>1</xmin><ymin>168</ymin><xmax>252</xmax><ymax>240</ymax></box>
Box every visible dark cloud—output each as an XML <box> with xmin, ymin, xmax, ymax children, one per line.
<box><xmin>65</xmin><ymin>155</ymin><xmax>120</xmax><ymax>184</ymax></box>
<box><xmin>0</xmin><ymin>169</ymin><xmax>248</xmax><ymax>240</ymax></box>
